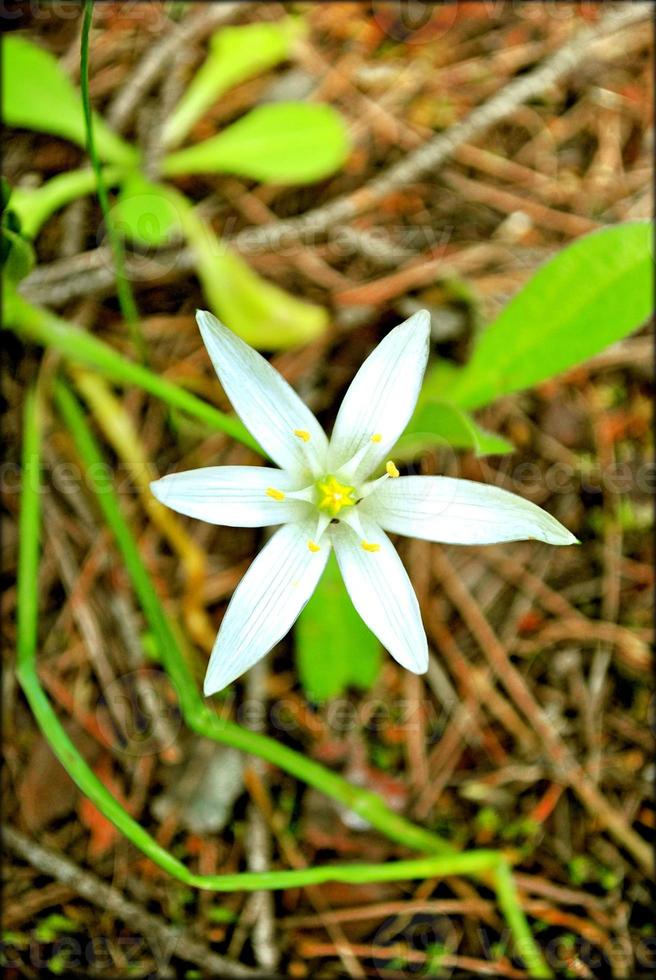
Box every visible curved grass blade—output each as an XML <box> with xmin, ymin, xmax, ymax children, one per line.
<box><xmin>3</xmin><ymin>293</ymin><xmax>262</xmax><ymax>455</ymax></box>
<box><xmin>15</xmin><ymin>382</ymin><xmax>550</xmax><ymax>976</ymax></box>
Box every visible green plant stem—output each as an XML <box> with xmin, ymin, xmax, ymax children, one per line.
<box><xmin>54</xmin><ymin>377</ymin><xmax>448</xmax><ymax>857</ymax></box>
<box><xmin>15</xmin><ymin>382</ymin><xmax>550</xmax><ymax>976</ymax></box>
<box><xmin>3</xmin><ymin>293</ymin><xmax>262</xmax><ymax>454</ymax></box>
<box><xmin>11</xmin><ymin>166</ymin><xmax>127</xmax><ymax>239</ymax></box>
<box><xmin>495</xmin><ymin>860</ymin><xmax>553</xmax><ymax>979</ymax></box>
<box><xmin>80</xmin><ymin>0</ymin><xmax>143</xmax><ymax>356</ymax></box>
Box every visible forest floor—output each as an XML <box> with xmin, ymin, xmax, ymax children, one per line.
<box><xmin>3</xmin><ymin>4</ymin><xmax>653</xmax><ymax>978</ymax></box>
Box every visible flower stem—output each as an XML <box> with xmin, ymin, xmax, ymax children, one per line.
<box><xmin>54</xmin><ymin>377</ymin><xmax>450</xmax><ymax>857</ymax></box>
<box><xmin>80</xmin><ymin>0</ymin><xmax>143</xmax><ymax>357</ymax></box>
<box><xmin>15</xmin><ymin>381</ymin><xmax>550</xmax><ymax>976</ymax></box>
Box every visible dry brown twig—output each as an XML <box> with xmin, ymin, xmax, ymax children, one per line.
<box><xmin>3</xmin><ymin>825</ymin><xmax>260</xmax><ymax>978</ymax></box>
<box><xmin>19</xmin><ymin>3</ymin><xmax>650</xmax><ymax>307</ymax></box>
<box><xmin>230</xmin><ymin>3</ymin><xmax>651</xmax><ymax>253</ymax></box>
<box><xmin>431</xmin><ymin>548</ymin><xmax>651</xmax><ymax>872</ymax></box>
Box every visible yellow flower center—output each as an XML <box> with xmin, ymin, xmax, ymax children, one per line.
<box><xmin>316</xmin><ymin>474</ymin><xmax>356</xmax><ymax>518</ymax></box>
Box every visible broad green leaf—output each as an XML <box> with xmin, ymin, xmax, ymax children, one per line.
<box><xmin>439</xmin><ymin>222</ymin><xmax>653</xmax><ymax>410</ymax></box>
<box><xmin>175</xmin><ymin>193</ymin><xmax>328</xmax><ymax>348</ymax></box>
<box><xmin>163</xmin><ymin>18</ymin><xmax>305</xmax><ymax>148</ymax></box>
<box><xmin>163</xmin><ymin>102</ymin><xmax>350</xmax><ymax>184</ymax></box>
<box><xmin>2</xmin><ymin>36</ymin><xmax>138</xmax><ymax>166</ymax></box>
<box><xmin>396</xmin><ymin>401</ymin><xmax>514</xmax><ymax>460</ymax></box>
<box><xmin>204</xmin><ymin>243</ymin><xmax>328</xmax><ymax>349</ymax></box>
<box><xmin>296</xmin><ymin>553</ymin><xmax>380</xmax><ymax>702</ymax></box>
<box><xmin>114</xmin><ymin>173</ymin><xmax>181</xmax><ymax>247</ymax></box>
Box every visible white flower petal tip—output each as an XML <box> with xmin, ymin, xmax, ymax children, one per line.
<box><xmin>327</xmin><ymin>310</ymin><xmax>431</xmax><ymax>480</ymax></box>
<box><xmin>202</xmin><ymin>521</ymin><xmax>330</xmax><ymax>695</ymax></box>
<box><xmin>195</xmin><ymin>310</ymin><xmax>328</xmax><ymax>475</ymax></box>
<box><xmin>360</xmin><ymin>475</ymin><xmax>579</xmax><ymax>548</ymax></box>
<box><xmin>331</xmin><ymin>517</ymin><xmax>428</xmax><ymax>675</ymax></box>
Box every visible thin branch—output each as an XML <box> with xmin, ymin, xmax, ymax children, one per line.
<box><xmin>230</xmin><ymin>3</ymin><xmax>651</xmax><ymax>253</ymax></box>
<box><xmin>3</xmin><ymin>825</ymin><xmax>259</xmax><ymax>978</ymax></box>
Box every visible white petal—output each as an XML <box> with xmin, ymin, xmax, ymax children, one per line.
<box><xmin>204</xmin><ymin>519</ymin><xmax>330</xmax><ymax>694</ymax></box>
<box><xmin>360</xmin><ymin>476</ymin><xmax>578</xmax><ymax>546</ymax></box>
<box><xmin>328</xmin><ymin>310</ymin><xmax>430</xmax><ymax>482</ymax></box>
<box><xmin>150</xmin><ymin>466</ymin><xmax>310</xmax><ymax>527</ymax></box>
<box><xmin>331</xmin><ymin>516</ymin><xmax>427</xmax><ymax>674</ymax></box>
<box><xmin>197</xmin><ymin>310</ymin><xmax>328</xmax><ymax>476</ymax></box>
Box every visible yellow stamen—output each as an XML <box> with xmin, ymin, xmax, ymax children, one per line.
<box><xmin>371</xmin><ymin>433</ymin><xmax>382</xmax><ymax>443</ymax></box>
<box><xmin>316</xmin><ymin>474</ymin><xmax>356</xmax><ymax>518</ymax></box>
<box><xmin>385</xmin><ymin>460</ymin><xmax>400</xmax><ymax>478</ymax></box>
<box><xmin>266</xmin><ymin>487</ymin><xmax>285</xmax><ymax>501</ymax></box>
<box><xmin>307</xmin><ymin>540</ymin><xmax>321</xmax><ymax>553</ymax></box>
<box><xmin>361</xmin><ymin>540</ymin><xmax>380</xmax><ymax>553</ymax></box>
<box><xmin>294</xmin><ymin>429</ymin><xmax>311</xmax><ymax>442</ymax></box>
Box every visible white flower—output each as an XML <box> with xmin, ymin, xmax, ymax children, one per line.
<box><xmin>151</xmin><ymin>310</ymin><xmax>577</xmax><ymax>695</ymax></box>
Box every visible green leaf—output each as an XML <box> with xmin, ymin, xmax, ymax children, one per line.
<box><xmin>206</xmin><ymin>245</ymin><xmax>328</xmax><ymax>349</ymax></box>
<box><xmin>396</xmin><ymin>401</ymin><xmax>514</xmax><ymax>459</ymax></box>
<box><xmin>114</xmin><ymin>173</ymin><xmax>181</xmax><ymax>247</ymax></box>
<box><xmin>174</xmin><ymin>194</ymin><xmax>328</xmax><ymax>348</ymax></box>
<box><xmin>440</xmin><ymin>222</ymin><xmax>654</xmax><ymax>410</ymax></box>
<box><xmin>163</xmin><ymin>17</ymin><xmax>305</xmax><ymax>148</ymax></box>
<box><xmin>1</xmin><ymin>176</ymin><xmax>12</xmax><ymax>211</ymax></box>
<box><xmin>11</xmin><ymin>166</ymin><xmax>126</xmax><ymax>239</ymax></box>
<box><xmin>2</xmin><ymin>35</ymin><xmax>137</xmax><ymax>166</ymax></box>
<box><xmin>296</xmin><ymin>553</ymin><xmax>380</xmax><ymax>702</ymax></box>
<box><xmin>1</xmin><ymin>226</ymin><xmax>35</xmax><ymax>287</ymax></box>
<box><xmin>163</xmin><ymin>102</ymin><xmax>350</xmax><ymax>184</ymax></box>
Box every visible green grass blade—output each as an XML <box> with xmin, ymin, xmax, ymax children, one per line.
<box><xmin>15</xmin><ymin>385</ymin><xmax>491</xmax><ymax>886</ymax></box>
<box><xmin>495</xmin><ymin>859</ymin><xmax>553</xmax><ymax>978</ymax></box>
<box><xmin>3</xmin><ymin>293</ymin><xmax>262</xmax><ymax>454</ymax></box>
<box><xmin>16</xmin><ymin>383</ymin><xmax>550</xmax><ymax>977</ymax></box>
<box><xmin>80</xmin><ymin>0</ymin><xmax>143</xmax><ymax>356</ymax></box>
<box><xmin>54</xmin><ymin>377</ymin><xmax>449</xmax><ymax>857</ymax></box>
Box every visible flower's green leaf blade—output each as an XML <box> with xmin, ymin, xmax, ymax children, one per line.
<box><xmin>163</xmin><ymin>102</ymin><xmax>350</xmax><ymax>184</ymax></box>
<box><xmin>396</xmin><ymin>401</ymin><xmax>514</xmax><ymax>459</ymax></box>
<box><xmin>163</xmin><ymin>18</ymin><xmax>305</xmax><ymax>148</ymax></box>
<box><xmin>296</xmin><ymin>553</ymin><xmax>380</xmax><ymax>702</ymax></box>
<box><xmin>2</xmin><ymin>226</ymin><xmax>36</xmax><ymax>287</ymax></box>
<box><xmin>2</xmin><ymin>35</ymin><xmax>137</xmax><ymax>166</ymax></box>
<box><xmin>114</xmin><ymin>173</ymin><xmax>181</xmax><ymax>247</ymax></box>
<box><xmin>2</xmin><ymin>177</ymin><xmax>36</xmax><ymax>287</ymax></box>
<box><xmin>440</xmin><ymin>222</ymin><xmax>653</xmax><ymax>410</ymax></box>
<box><xmin>1</xmin><ymin>176</ymin><xmax>12</xmax><ymax>211</ymax></box>
<box><xmin>175</xmin><ymin>195</ymin><xmax>328</xmax><ymax>348</ymax></box>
